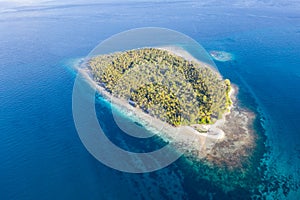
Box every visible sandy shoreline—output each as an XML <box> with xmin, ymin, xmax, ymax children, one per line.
<box><xmin>77</xmin><ymin>46</ymin><xmax>256</xmax><ymax>167</ymax></box>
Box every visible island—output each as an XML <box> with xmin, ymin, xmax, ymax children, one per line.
<box><xmin>78</xmin><ymin>46</ymin><xmax>256</xmax><ymax>168</ymax></box>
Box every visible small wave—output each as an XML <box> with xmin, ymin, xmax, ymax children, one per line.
<box><xmin>0</xmin><ymin>9</ymin><xmax>18</xmax><ymax>13</ymax></box>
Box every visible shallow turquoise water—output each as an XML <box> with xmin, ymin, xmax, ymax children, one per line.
<box><xmin>0</xmin><ymin>1</ymin><xmax>300</xmax><ymax>199</ymax></box>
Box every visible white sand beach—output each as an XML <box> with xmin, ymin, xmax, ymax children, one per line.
<box><xmin>77</xmin><ymin>46</ymin><xmax>256</xmax><ymax>167</ymax></box>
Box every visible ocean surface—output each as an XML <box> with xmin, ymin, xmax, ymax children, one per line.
<box><xmin>0</xmin><ymin>1</ymin><xmax>300</xmax><ymax>199</ymax></box>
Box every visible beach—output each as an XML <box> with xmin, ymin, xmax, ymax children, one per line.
<box><xmin>78</xmin><ymin>46</ymin><xmax>256</xmax><ymax>167</ymax></box>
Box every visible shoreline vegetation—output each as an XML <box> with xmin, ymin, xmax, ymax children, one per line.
<box><xmin>77</xmin><ymin>46</ymin><xmax>256</xmax><ymax>168</ymax></box>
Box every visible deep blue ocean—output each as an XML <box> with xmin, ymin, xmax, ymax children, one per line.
<box><xmin>1</xmin><ymin>1</ymin><xmax>300</xmax><ymax>199</ymax></box>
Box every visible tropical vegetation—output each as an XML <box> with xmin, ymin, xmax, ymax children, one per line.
<box><xmin>88</xmin><ymin>48</ymin><xmax>232</xmax><ymax>126</ymax></box>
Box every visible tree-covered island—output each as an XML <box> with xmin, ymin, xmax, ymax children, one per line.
<box><xmin>88</xmin><ymin>48</ymin><xmax>232</xmax><ymax>127</ymax></box>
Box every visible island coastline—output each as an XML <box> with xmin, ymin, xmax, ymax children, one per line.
<box><xmin>77</xmin><ymin>46</ymin><xmax>256</xmax><ymax>168</ymax></box>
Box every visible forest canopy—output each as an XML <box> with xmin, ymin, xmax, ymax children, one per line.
<box><xmin>88</xmin><ymin>48</ymin><xmax>232</xmax><ymax>126</ymax></box>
